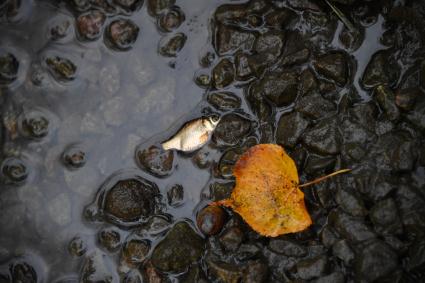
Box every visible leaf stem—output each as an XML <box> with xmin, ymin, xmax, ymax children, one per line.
<box><xmin>299</xmin><ymin>169</ymin><xmax>351</xmax><ymax>188</ymax></box>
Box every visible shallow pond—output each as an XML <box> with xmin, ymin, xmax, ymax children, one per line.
<box><xmin>1</xmin><ymin>0</ymin><xmax>425</xmax><ymax>282</ymax></box>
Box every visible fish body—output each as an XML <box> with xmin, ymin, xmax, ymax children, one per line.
<box><xmin>161</xmin><ymin>115</ymin><xmax>220</xmax><ymax>152</ymax></box>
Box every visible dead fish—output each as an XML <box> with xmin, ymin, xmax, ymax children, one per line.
<box><xmin>161</xmin><ymin>115</ymin><xmax>220</xmax><ymax>152</ymax></box>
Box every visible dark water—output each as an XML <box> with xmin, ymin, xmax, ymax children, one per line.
<box><xmin>1</xmin><ymin>0</ymin><xmax>425</xmax><ymax>282</ymax></box>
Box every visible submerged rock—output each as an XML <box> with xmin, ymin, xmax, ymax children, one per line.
<box><xmin>212</xmin><ymin>58</ymin><xmax>235</xmax><ymax>89</ymax></box>
<box><xmin>105</xmin><ymin>19</ymin><xmax>139</xmax><ymax>51</ymax></box>
<box><xmin>374</xmin><ymin>85</ymin><xmax>400</xmax><ymax>121</ymax></box>
<box><xmin>1</xmin><ymin>157</ymin><xmax>29</xmax><ymax>185</ymax></box>
<box><xmin>260</xmin><ymin>72</ymin><xmax>298</xmax><ymax>107</ymax></box>
<box><xmin>276</xmin><ymin>112</ymin><xmax>309</xmax><ymax>148</ymax></box>
<box><xmin>96</xmin><ymin>174</ymin><xmax>162</xmax><ymax>226</ymax></box>
<box><xmin>157</xmin><ymin>6</ymin><xmax>185</xmax><ymax>32</ymax></box>
<box><xmin>313</xmin><ymin>52</ymin><xmax>348</xmax><ymax>86</ymax></box>
<box><xmin>362</xmin><ymin>51</ymin><xmax>400</xmax><ymax>89</ymax></box>
<box><xmin>98</xmin><ymin>228</ymin><xmax>121</xmax><ymax>252</ymax></box>
<box><xmin>45</xmin><ymin>56</ymin><xmax>77</xmax><ymax>81</ymax></box>
<box><xmin>151</xmin><ymin>222</ymin><xmax>205</xmax><ymax>273</ymax></box>
<box><xmin>76</xmin><ymin>10</ymin><xmax>106</xmax><ymax>40</ymax></box>
<box><xmin>296</xmin><ymin>256</ymin><xmax>328</xmax><ymax>280</ymax></box>
<box><xmin>295</xmin><ymin>91</ymin><xmax>335</xmax><ymax>119</ymax></box>
<box><xmin>214</xmin><ymin>25</ymin><xmax>256</xmax><ymax>55</ymax></box>
<box><xmin>0</xmin><ymin>51</ymin><xmax>19</xmax><ymax>85</ymax></box>
<box><xmin>136</xmin><ymin>145</ymin><xmax>174</xmax><ymax>177</ymax></box>
<box><xmin>213</xmin><ymin>113</ymin><xmax>252</xmax><ymax>146</ymax></box>
<box><xmin>302</xmin><ymin>117</ymin><xmax>342</xmax><ymax>155</ymax></box>
<box><xmin>207</xmin><ymin>91</ymin><xmax>241</xmax><ymax>111</ymax></box>
<box><xmin>158</xmin><ymin>33</ymin><xmax>187</xmax><ymax>57</ymax></box>
<box><xmin>80</xmin><ymin>251</ymin><xmax>119</xmax><ymax>283</ymax></box>
<box><xmin>355</xmin><ymin>239</ymin><xmax>398</xmax><ymax>281</ymax></box>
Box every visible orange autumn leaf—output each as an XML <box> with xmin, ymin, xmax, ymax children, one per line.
<box><xmin>211</xmin><ymin>144</ymin><xmax>349</xmax><ymax>237</ymax></box>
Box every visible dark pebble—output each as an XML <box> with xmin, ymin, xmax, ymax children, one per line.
<box><xmin>197</xmin><ymin>206</ymin><xmax>226</xmax><ymax>236</ymax></box>
<box><xmin>296</xmin><ymin>255</ymin><xmax>328</xmax><ymax>280</ymax></box>
<box><xmin>136</xmin><ymin>145</ymin><xmax>174</xmax><ymax>177</ymax></box>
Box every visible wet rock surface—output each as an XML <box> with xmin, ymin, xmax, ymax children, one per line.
<box><xmin>151</xmin><ymin>221</ymin><xmax>205</xmax><ymax>273</ymax></box>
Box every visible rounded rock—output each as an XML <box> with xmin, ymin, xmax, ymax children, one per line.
<box><xmin>62</xmin><ymin>144</ymin><xmax>86</xmax><ymax>169</ymax></box>
<box><xmin>68</xmin><ymin>236</ymin><xmax>87</xmax><ymax>257</ymax></box>
<box><xmin>105</xmin><ymin>19</ymin><xmax>139</xmax><ymax>51</ymax></box>
<box><xmin>45</xmin><ymin>56</ymin><xmax>77</xmax><ymax>81</ymax></box>
<box><xmin>0</xmin><ymin>51</ymin><xmax>19</xmax><ymax>85</ymax></box>
<box><xmin>76</xmin><ymin>10</ymin><xmax>106</xmax><ymax>41</ymax></box>
<box><xmin>157</xmin><ymin>6</ymin><xmax>185</xmax><ymax>32</ymax></box>
<box><xmin>136</xmin><ymin>145</ymin><xmax>174</xmax><ymax>177</ymax></box>
<box><xmin>98</xmin><ymin>228</ymin><xmax>121</xmax><ymax>252</ymax></box>
<box><xmin>1</xmin><ymin>157</ymin><xmax>29</xmax><ymax>185</ymax></box>
<box><xmin>196</xmin><ymin>205</ymin><xmax>226</xmax><ymax>236</ymax></box>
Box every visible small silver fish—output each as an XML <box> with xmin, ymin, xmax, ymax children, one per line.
<box><xmin>161</xmin><ymin>115</ymin><xmax>221</xmax><ymax>152</ymax></box>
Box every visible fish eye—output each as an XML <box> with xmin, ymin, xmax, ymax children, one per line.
<box><xmin>210</xmin><ymin>115</ymin><xmax>220</xmax><ymax>123</ymax></box>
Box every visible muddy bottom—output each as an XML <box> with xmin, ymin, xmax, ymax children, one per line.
<box><xmin>1</xmin><ymin>0</ymin><xmax>425</xmax><ymax>282</ymax></box>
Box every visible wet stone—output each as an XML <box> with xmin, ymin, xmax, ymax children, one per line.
<box><xmin>395</xmin><ymin>87</ymin><xmax>421</xmax><ymax>111</ymax></box>
<box><xmin>158</xmin><ymin>33</ymin><xmax>187</xmax><ymax>57</ymax></box>
<box><xmin>68</xmin><ymin>236</ymin><xmax>87</xmax><ymax>257</ymax></box>
<box><xmin>136</xmin><ymin>145</ymin><xmax>174</xmax><ymax>177</ymax></box>
<box><xmin>265</xmin><ymin>8</ymin><xmax>297</xmax><ymax>29</ymax></box>
<box><xmin>299</xmin><ymin>68</ymin><xmax>318</xmax><ymax>96</ymax></box>
<box><xmin>235</xmin><ymin>52</ymin><xmax>253</xmax><ymax>80</ymax></box>
<box><xmin>208</xmin><ymin>182</ymin><xmax>234</xmax><ymax>201</ymax></box>
<box><xmin>0</xmin><ymin>51</ymin><xmax>19</xmax><ymax>85</ymax></box>
<box><xmin>167</xmin><ymin>184</ymin><xmax>184</xmax><ymax>207</ymax></box>
<box><xmin>332</xmin><ymin>239</ymin><xmax>354</xmax><ymax>266</ymax></box>
<box><xmin>45</xmin><ymin>56</ymin><xmax>77</xmax><ymax>81</ymax></box>
<box><xmin>302</xmin><ymin>117</ymin><xmax>342</xmax><ymax>155</ymax></box>
<box><xmin>62</xmin><ymin>144</ymin><xmax>86</xmax><ymax>169</ymax></box>
<box><xmin>295</xmin><ymin>91</ymin><xmax>336</xmax><ymax>119</ymax></box>
<box><xmin>355</xmin><ymin>239</ymin><xmax>398</xmax><ymax>282</ymax></box>
<box><xmin>213</xmin><ymin>114</ymin><xmax>251</xmax><ymax>146</ymax></box>
<box><xmin>21</xmin><ymin>113</ymin><xmax>49</xmax><ymax>139</ymax></box>
<box><xmin>76</xmin><ymin>10</ymin><xmax>106</xmax><ymax>41</ymax></box>
<box><xmin>1</xmin><ymin>157</ymin><xmax>28</xmax><ymax>185</ymax></box>
<box><xmin>268</xmin><ymin>238</ymin><xmax>307</xmax><ymax>257</ymax></box>
<box><xmin>374</xmin><ymin>85</ymin><xmax>400</xmax><ymax>121</ymax></box>
<box><xmin>276</xmin><ymin>112</ymin><xmax>309</xmax><ymax>148</ymax></box>
<box><xmin>197</xmin><ymin>206</ymin><xmax>226</xmax><ymax>236</ymax></box>
<box><xmin>147</xmin><ymin>0</ymin><xmax>175</xmax><ymax>16</ymax></box>
<box><xmin>207</xmin><ymin>91</ymin><xmax>241</xmax><ymax>111</ymax></box>
<box><xmin>218</xmin><ymin>149</ymin><xmax>241</xmax><ymax>179</ymax></box>
<box><xmin>10</xmin><ymin>261</ymin><xmax>38</xmax><ymax>283</ymax></box>
<box><xmin>220</xmin><ymin>226</ymin><xmax>244</xmax><ymax>252</ymax></box>
<box><xmin>151</xmin><ymin>221</ymin><xmax>205</xmax><ymax>273</ymax></box>
<box><xmin>157</xmin><ymin>6</ymin><xmax>185</xmax><ymax>32</ymax></box>
<box><xmin>136</xmin><ymin>215</ymin><xmax>171</xmax><ymax>237</ymax></box>
<box><xmin>313</xmin><ymin>52</ymin><xmax>348</xmax><ymax>86</ymax></box>
<box><xmin>261</xmin><ymin>72</ymin><xmax>298</xmax><ymax>107</ymax></box>
<box><xmin>405</xmin><ymin>92</ymin><xmax>425</xmax><ymax>131</ymax></box>
<box><xmin>313</xmin><ymin>272</ymin><xmax>345</xmax><ymax>283</ymax></box>
<box><xmin>320</xmin><ymin>226</ymin><xmax>339</xmax><ymax>248</ymax></box>
<box><xmin>254</xmin><ymin>32</ymin><xmax>284</xmax><ymax>64</ymax></box>
<box><xmin>370</xmin><ymin>198</ymin><xmax>403</xmax><ymax>235</ymax></box>
<box><xmin>121</xmin><ymin>239</ymin><xmax>150</xmax><ymax>267</ymax></box>
<box><xmin>296</xmin><ymin>255</ymin><xmax>328</xmax><ymax>280</ymax></box>
<box><xmin>206</xmin><ymin>258</ymin><xmax>243</xmax><ymax>283</ymax></box>
<box><xmin>212</xmin><ymin>58</ymin><xmax>235</xmax><ymax>89</ymax></box>
<box><xmin>103</xmin><ymin>177</ymin><xmax>161</xmax><ymax>224</ymax></box>
<box><xmin>339</xmin><ymin>27</ymin><xmax>364</xmax><ymax>52</ymax></box>
<box><xmin>80</xmin><ymin>251</ymin><xmax>119</xmax><ymax>283</ymax></box>
<box><xmin>98</xmin><ymin>228</ymin><xmax>121</xmax><ymax>252</ymax></box>
<box><xmin>371</xmin><ymin>131</ymin><xmax>416</xmax><ymax>172</ymax></box>
<box><xmin>279</xmin><ymin>48</ymin><xmax>310</xmax><ymax>67</ymax></box>
<box><xmin>329</xmin><ymin>210</ymin><xmax>376</xmax><ymax>243</ymax></box>
<box><xmin>335</xmin><ymin>188</ymin><xmax>367</xmax><ymax>217</ymax></box>
<box><xmin>215</xmin><ymin>25</ymin><xmax>256</xmax><ymax>55</ymax></box>
<box><xmin>113</xmin><ymin>0</ymin><xmax>144</xmax><ymax>13</ymax></box>
<box><xmin>242</xmin><ymin>260</ymin><xmax>268</xmax><ymax>283</ymax></box>
<box><xmin>105</xmin><ymin>19</ymin><xmax>139</xmax><ymax>51</ymax></box>
<box><xmin>362</xmin><ymin>50</ymin><xmax>400</xmax><ymax>89</ymax></box>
